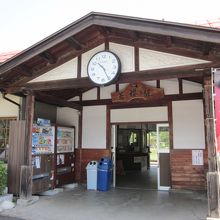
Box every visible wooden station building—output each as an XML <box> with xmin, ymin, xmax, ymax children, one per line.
<box><xmin>0</xmin><ymin>12</ymin><xmax>220</xmax><ymax>218</ymax></box>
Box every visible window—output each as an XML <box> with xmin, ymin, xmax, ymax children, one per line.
<box><xmin>0</xmin><ymin>117</ymin><xmax>16</xmax><ymax>161</ymax></box>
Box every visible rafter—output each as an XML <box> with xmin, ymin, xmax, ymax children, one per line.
<box><xmin>16</xmin><ymin>64</ymin><xmax>33</xmax><ymax>77</ymax></box>
<box><xmin>66</xmin><ymin>36</ymin><xmax>84</xmax><ymax>50</ymax></box>
<box><xmin>0</xmin><ymin>40</ymin><xmax>103</xmax><ymax>87</ymax></box>
<box><xmin>165</xmin><ymin>36</ymin><xmax>174</xmax><ymax>48</ymax></box>
<box><xmin>34</xmin><ymin>91</ymin><xmax>82</xmax><ymax>110</ymax></box>
<box><xmin>108</xmin><ymin>35</ymin><xmax>218</xmax><ymax>61</ymax></box>
<box><xmin>38</xmin><ymin>51</ymin><xmax>57</xmax><ymax>64</ymax></box>
<box><xmin>97</xmin><ymin>26</ymin><xmax>112</xmax><ymax>37</ymax></box>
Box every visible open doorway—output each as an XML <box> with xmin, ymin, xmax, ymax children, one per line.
<box><xmin>112</xmin><ymin>122</ymin><xmax>170</xmax><ymax>190</ymax></box>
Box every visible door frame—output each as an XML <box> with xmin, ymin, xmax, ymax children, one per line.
<box><xmin>111</xmin><ymin>124</ymin><xmax>117</xmax><ymax>188</ymax></box>
<box><xmin>156</xmin><ymin>123</ymin><xmax>170</xmax><ymax>191</ymax></box>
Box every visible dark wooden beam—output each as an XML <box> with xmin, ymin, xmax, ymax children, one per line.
<box><xmin>98</xmin><ymin>26</ymin><xmax>112</xmax><ymax>37</ymax></box>
<box><xmin>73</xmin><ymin>92</ymin><xmax>203</xmax><ymax>107</ymax></box>
<box><xmin>116</xmin><ymin>84</ymin><xmax>119</xmax><ymax>92</ymax></box>
<box><xmin>178</xmin><ymin>78</ymin><xmax>183</xmax><ymax>94</ymax></box>
<box><xmin>77</xmin><ymin>55</ymin><xmax>81</xmax><ymax>78</ymax></box>
<box><xmin>105</xmin><ymin>39</ymin><xmax>109</xmax><ymax>50</ymax></box>
<box><xmin>201</xmin><ymin>42</ymin><xmax>214</xmax><ymax>56</ymax></box>
<box><xmin>34</xmin><ymin>91</ymin><xmax>82</xmax><ymax>110</ymax></box>
<box><xmin>97</xmin><ymin>87</ymin><xmax>100</xmax><ymax>100</ymax></box>
<box><xmin>165</xmin><ymin>36</ymin><xmax>174</xmax><ymax>48</ymax></box>
<box><xmin>38</xmin><ymin>51</ymin><xmax>57</xmax><ymax>64</ymax></box>
<box><xmin>7</xmin><ymin>63</ymin><xmax>213</xmax><ymax>93</ymax></box>
<box><xmin>66</xmin><ymin>37</ymin><xmax>84</xmax><ymax>50</ymax></box>
<box><xmin>156</xmin><ymin>80</ymin><xmax>160</xmax><ymax>88</ymax></box>
<box><xmin>167</xmin><ymin>101</ymin><xmax>173</xmax><ymax>150</ymax></box>
<box><xmin>16</xmin><ymin>65</ymin><xmax>33</xmax><ymax>77</ymax></box>
<box><xmin>134</xmin><ymin>46</ymin><xmax>139</xmax><ymax>72</ymax></box>
<box><xmin>128</xmin><ymin>30</ymin><xmax>139</xmax><ymax>42</ymax></box>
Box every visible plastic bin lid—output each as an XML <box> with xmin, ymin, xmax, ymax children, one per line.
<box><xmin>86</xmin><ymin>160</ymin><xmax>98</xmax><ymax>169</ymax></box>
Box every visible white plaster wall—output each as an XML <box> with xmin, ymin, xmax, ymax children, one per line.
<box><xmin>30</xmin><ymin>58</ymin><xmax>78</xmax><ymax>83</ymax></box>
<box><xmin>68</xmin><ymin>96</ymin><xmax>80</xmax><ymax>101</ymax></box>
<box><xmin>160</xmin><ymin>79</ymin><xmax>179</xmax><ymax>95</ymax></box>
<box><xmin>111</xmin><ymin>107</ymin><xmax>168</xmax><ymax>123</ymax></box>
<box><xmin>183</xmin><ymin>80</ymin><xmax>203</xmax><ymax>93</ymax></box>
<box><xmin>100</xmin><ymin>85</ymin><xmax>115</xmax><ymax>99</ymax></box>
<box><xmin>82</xmin><ymin>105</ymin><xmax>106</xmax><ymax>149</ymax></box>
<box><xmin>172</xmin><ymin>100</ymin><xmax>205</xmax><ymax>149</ymax></box>
<box><xmin>0</xmin><ymin>94</ymin><xmax>20</xmax><ymax>117</ymax></box>
<box><xmin>139</xmin><ymin>48</ymin><xmax>209</xmax><ymax>70</ymax></box>
<box><xmin>119</xmin><ymin>83</ymin><xmax>129</xmax><ymax>91</ymax></box>
<box><xmin>82</xmin><ymin>88</ymin><xmax>97</xmax><ymax>100</ymax></box>
<box><xmin>109</xmin><ymin>42</ymin><xmax>135</xmax><ymax>73</ymax></box>
<box><xmin>56</xmin><ymin>107</ymin><xmax>79</xmax><ymax>148</ymax></box>
<box><xmin>81</xmin><ymin>44</ymin><xmax>105</xmax><ymax>77</ymax></box>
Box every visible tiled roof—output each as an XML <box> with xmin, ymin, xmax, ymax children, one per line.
<box><xmin>0</xmin><ymin>51</ymin><xmax>20</xmax><ymax>64</ymax></box>
<box><xmin>195</xmin><ymin>18</ymin><xmax>220</xmax><ymax>29</ymax></box>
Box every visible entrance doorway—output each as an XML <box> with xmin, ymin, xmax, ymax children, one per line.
<box><xmin>111</xmin><ymin>123</ymin><xmax>170</xmax><ymax>190</ymax></box>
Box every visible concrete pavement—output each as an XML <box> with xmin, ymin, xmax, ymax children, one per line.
<box><xmin>1</xmin><ymin>186</ymin><xmax>207</xmax><ymax>220</ymax></box>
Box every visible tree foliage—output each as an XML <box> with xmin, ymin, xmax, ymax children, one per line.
<box><xmin>0</xmin><ymin>160</ymin><xmax>7</xmax><ymax>195</ymax></box>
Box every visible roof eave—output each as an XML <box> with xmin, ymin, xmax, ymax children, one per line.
<box><xmin>1</xmin><ymin>12</ymin><xmax>220</xmax><ymax>75</ymax></box>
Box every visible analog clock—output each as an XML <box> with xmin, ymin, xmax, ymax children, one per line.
<box><xmin>87</xmin><ymin>51</ymin><xmax>121</xmax><ymax>86</ymax></box>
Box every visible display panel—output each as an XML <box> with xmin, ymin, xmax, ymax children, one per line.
<box><xmin>56</xmin><ymin>126</ymin><xmax>75</xmax><ymax>153</ymax></box>
<box><xmin>32</xmin><ymin>124</ymin><xmax>55</xmax><ymax>155</ymax></box>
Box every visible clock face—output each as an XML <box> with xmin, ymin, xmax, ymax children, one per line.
<box><xmin>87</xmin><ymin>51</ymin><xmax>121</xmax><ymax>86</ymax></box>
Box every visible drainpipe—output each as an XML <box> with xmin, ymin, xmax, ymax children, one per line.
<box><xmin>2</xmin><ymin>93</ymin><xmax>21</xmax><ymax>119</ymax></box>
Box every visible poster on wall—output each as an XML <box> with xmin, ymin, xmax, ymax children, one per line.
<box><xmin>192</xmin><ymin>150</ymin><xmax>203</xmax><ymax>166</ymax></box>
<box><xmin>32</xmin><ymin>124</ymin><xmax>55</xmax><ymax>154</ymax></box>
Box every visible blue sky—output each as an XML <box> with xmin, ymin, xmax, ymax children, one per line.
<box><xmin>0</xmin><ymin>0</ymin><xmax>220</xmax><ymax>52</ymax></box>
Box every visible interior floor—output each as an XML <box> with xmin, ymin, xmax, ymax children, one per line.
<box><xmin>116</xmin><ymin>165</ymin><xmax>158</xmax><ymax>189</ymax></box>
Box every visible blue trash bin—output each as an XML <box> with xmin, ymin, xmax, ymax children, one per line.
<box><xmin>86</xmin><ymin>161</ymin><xmax>98</xmax><ymax>190</ymax></box>
<box><xmin>97</xmin><ymin>157</ymin><xmax>112</xmax><ymax>191</ymax></box>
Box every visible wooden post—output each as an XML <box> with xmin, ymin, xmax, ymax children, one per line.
<box><xmin>204</xmin><ymin>75</ymin><xmax>220</xmax><ymax>218</ymax></box>
<box><xmin>78</xmin><ymin>105</ymin><xmax>83</xmax><ymax>183</ymax></box>
<box><xmin>20</xmin><ymin>92</ymin><xmax>35</xmax><ymax>200</ymax></box>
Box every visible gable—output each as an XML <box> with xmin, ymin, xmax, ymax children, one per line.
<box><xmin>0</xmin><ymin>12</ymin><xmax>220</xmax><ymax>102</ymax></box>
<box><xmin>26</xmin><ymin>42</ymin><xmax>210</xmax><ymax>84</ymax></box>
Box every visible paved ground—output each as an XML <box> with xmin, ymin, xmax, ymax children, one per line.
<box><xmin>0</xmin><ymin>217</ymin><xmax>25</xmax><ymax>220</ymax></box>
<box><xmin>0</xmin><ymin>186</ymin><xmax>208</xmax><ymax>220</ymax></box>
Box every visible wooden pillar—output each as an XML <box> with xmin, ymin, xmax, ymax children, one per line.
<box><xmin>78</xmin><ymin>95</ymin><xmax>83</xmax><ymax>182</ymax></box>
<box><xmin>204</xmin><ymin>75</ymin><xmax>220</xmax><ymax>218</ymax></box>
<box><xmin>20</xmin><ymin>92</ymin><xmax>35</xmax><ymax>200</ymax></box>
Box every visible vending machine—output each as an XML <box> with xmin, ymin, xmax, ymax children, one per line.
<box><xmin>32</xmin><ymin>124</ymin><xmax>55</xmax><ymax>193</ymax></box>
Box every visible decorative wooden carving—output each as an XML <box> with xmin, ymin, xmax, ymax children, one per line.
<box><xmin>111</xmin><ymin>81</ymin><xmax>164</xmax><ymax>103</ymax></box>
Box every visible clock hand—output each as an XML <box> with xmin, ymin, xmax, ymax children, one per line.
<box><xmin>97</xmin><ymin>63</ymin><xmax>110</xmax><ymax>80</ymax></box>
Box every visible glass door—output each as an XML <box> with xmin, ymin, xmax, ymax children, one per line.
<box><xmin>156</xmin><ymin>123</ymin><xmax>171</xmax><ymax>190</ymax></box>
